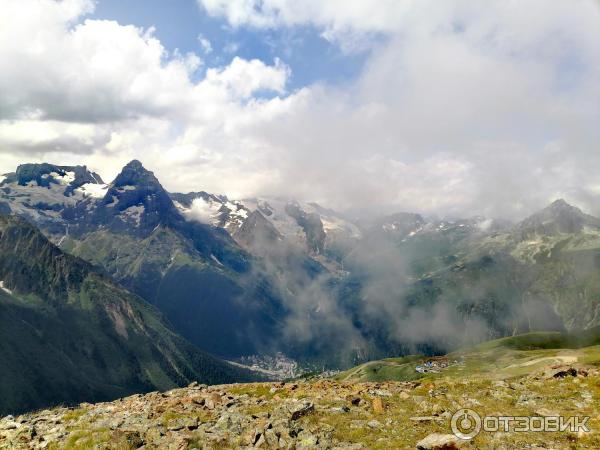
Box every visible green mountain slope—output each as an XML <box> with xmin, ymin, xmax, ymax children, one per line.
<box><xmin>0</xmin><ymin>215</ymin><xmax>259</xmax><ymax>415</ymax></box>
<box><xmin>337</xmin><ymin>328</ymin><xmax>600</xmax><ymax>383</ymax></box>
<box><xmin>59</xmin><ymin>160</ymin><xmax>285</xmax><ymax>359</ymax></box>
<box><xmin>4</xmin><ymin>158</ymin><xmax>600</xmax><ymax>372</ymax></box>
<box><xmin>340</xmin><ymin>200</ymin><xmax>600</xmax><ymax>358</ymax></box>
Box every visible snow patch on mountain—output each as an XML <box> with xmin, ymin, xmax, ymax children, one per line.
<box><xmin>241</xmin><ymin>198</ymin><xmax>306</xmax><ymax>241</ymax></box>
<box><xmin>44</xmin><ymin>171</ymin><xmax>76</xmax><ymax>185</ymax></box>
<box><xmin>115</xmin><ymin>185</ymin><xmax>137</xmax><ymax>193</ymax></box>
<box><xmin>1</xmin><ymin>181</ymin><xmax>78</xmax><ymax>208</ymax></box>
<box><xmin>76</xmin><ymin>183</ymin><xmax>108</xmax><ymax>199</ymax></box>
<box><xmin>175</xmin><ymin>195</ymin><xmax>250</xmax><ymax>231</ymax></box>
<box><xmin>301</xmin><ymin>203</ymin><xmax>362</xmax><ymax>239</ymax></box>
<box><xmin>0</xmin><ymin>281</ymin><xmax>12</xmax><ymax>295</ymax></box>
<box><xmin>106</xmin><ymin>196</ymin><xmax>120</xmax><ymax>208</ymax></box>
<box><xmin>210</xmin><ymin>254</ymin><xmax>224</xmax><ymax>266</ymax></box>
<box><xmin>120</xmin><ymin>205</ymin><xmax>145</xmax><ymax>227</ymax></box>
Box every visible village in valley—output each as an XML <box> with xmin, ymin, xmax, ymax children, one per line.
<box><xmin>415</xmin><ymin>357</ymin><xmax>462</xmax><ymax>374</ymax></box>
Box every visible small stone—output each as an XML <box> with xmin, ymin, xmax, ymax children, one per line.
<box><xmin>190</xmin><ymin>396</ymin><xmax>205</xmax><ymax>406</ymax></box>
<box><xmin>188</xmin><ymin>381</ymin><xmax>206</xmax><ymax>390</ymax></box>
<box><xmin>288</xmin><ymin>401</ymin><xmax>315</xmax><ymax>421</ymax></box>
<box><xmin>296</xmin><ymin>430</ymin><xmax>318</xmax><ymax>449</ymax></box>
<box><xmin>110</xmin><ymin>430</ymin><xmax>144</xmax><ymax>448</ymax></box>
<box><xmin>205</xmin><ymin>393</ymin><xmax>222</xmax><ymax>410</ymax></box>
<box><xmin>367</xmin><ymin>419</ymin><xmax>381</xmax><ymax>429</ymax></box>
<box><xmin>0</xmin><ymin>420</ymin><xmax>19</xmax><ymax>431</ymax></box>
<box><xmin>332</xmin><ymin>444</ymin><xmax>366</xmax><ymax>450</ymax></box>
<box><xmin>372</xmin><ymin>389</ymin><xmax>392</xmax><ymax>397</ymax></box>
<box><xmin>254</xmin><ymin>433</ymin><xmax>266</xmax><ymax>447</ymax></box>
<box><xmin>410</xmin><ymin>416</ymin><xmax>442</xmax><ymax>423</ymax></box>
<box><xmin>553</xmin><ymin>368</ymin><xmax>577</xmax><ymax>378</ymax></box>
<box><xmin>372</xmin><ymin>397</ymin><xmax>384</xmax><ymax>414</ymax></box>
<box><xmin>264</xmin><ymin>428</ymin><xmax>278</xmax><ymax>447</ymax></box>
<box><xmin>416</xmin><ymin>433</ymin><xmax>463</xmax><ymax>449</ymax></box>
<box><xmin>347</xmin><ymin>396</ymin><xmax>361</xmax><ymax>406</ymax></box>
<box><xmin>330</xmin><ymin>406</ymin><xmax>350</xmax><ymax>414</ymax></box>
<box><xmin>431</xmin><ymin>403</ymin><xmax>444</xmax><ymax>416</ymax></box>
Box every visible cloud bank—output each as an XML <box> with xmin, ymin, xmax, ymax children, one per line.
<box><xmin>1</xmin><ymin>0</ymin><xmax>599</xmax><ymax>220</ymax></box>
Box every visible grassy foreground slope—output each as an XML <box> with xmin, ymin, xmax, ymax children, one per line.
<box><xmin>2</xmin><ymin>331</ymin><xmax>600</xmax><ymax>449</ymax></box>
<box><xmin>337</xmin><ymin>329</ymin><xmax>600</xmax><ymax>383</ymax></box>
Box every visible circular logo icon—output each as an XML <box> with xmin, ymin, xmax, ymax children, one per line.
<box><xmin>451</xmin><ymin>408</ymin><xmax>482</xmax><ymax>440</ymax></box>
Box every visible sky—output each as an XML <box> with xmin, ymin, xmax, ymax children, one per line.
<box><xmin>0</xmin><ymin>0</ymin><xmax>599</xmax><ymax>219</ymax></box>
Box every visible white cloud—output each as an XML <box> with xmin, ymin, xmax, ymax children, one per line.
<box><xmin>0</xmin><ymin>0</ymin><xmax>599</xmax><ymax>220</ymax></box>
<box><xmin>0</xmin><ymin>0</ymin><xmax>289</xmax><ymax>122</ymax></box>
<box><xmin>198</xmin><ymin>0</ymin><xmax>412</xmax><ymax>33</ymax></box>
<box><xmin>202</xmin><ymin>57</ymin><xmax>289</xmax><ymax>100</ymax></box>
<box><xmin>194</xmin><ymin>0</ymin><xmax>600</xmax><ymax>218</ymax></box>
<box><xmin>0</xmin><ymin>0</ymin><xmax>294</xmax><ymax>187</ymax></box>
<box><xmin>185</xmin><ymin>197</ymin><xmax>218</xmax><ymax>224</ymax></box>
<box><xmin>198</xmin><ymin>34</ymin><xmax>213</xmax><ymax>54</ymax></box>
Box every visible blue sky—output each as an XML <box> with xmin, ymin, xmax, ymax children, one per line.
<box><xmin>92</xmin><ymin>0</ymin><xmax>369</xmax><ymax>90</ymax></box>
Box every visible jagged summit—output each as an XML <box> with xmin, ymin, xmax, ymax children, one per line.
<box><xmin>97</xmin><ymin>160</ymin><xmax>179</xmax><ymax>232</ymax></box>
<box><xmin>123</xmin><ymin>159</ymin><xmax>144</xmax><ymax>170</ymax></box>
<box><xmin>1</xmin><ymin>163</ymin><xmax>104</xmax><ymax>195</ymax></box>
<box><xmin>0</xmin><ymin>163</ymin><xmax>107</xmax><ymax>235</ymax></box>
<box><xmin>517</xmin><ymin>198</ymin><xmax>600</xmax><ymax>237</ymax></box>
<box><xmin>111</xmin><ymin>160</ymin><xmax>159</xmax><ymax>187</ymax></box>
<box><xmin>550</xmin><ymin>198</ymin><xmax>571</xmax><ymax>208</ymax></box>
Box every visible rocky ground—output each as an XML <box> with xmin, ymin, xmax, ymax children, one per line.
<box><xmin>2</xmin><ymin>338</ymin><xmax>600</xmax><ymax>449</ymax></box>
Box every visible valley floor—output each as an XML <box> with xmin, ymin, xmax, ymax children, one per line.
<box><xmin>2</xmin><ymin>341</ymin><xmax>600</xmax><ymax>449</ymax></box>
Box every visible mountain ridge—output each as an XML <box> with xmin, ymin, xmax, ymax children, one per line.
<box><xmin>0</xmin><ymin>214</ymin><xmax>260</xmax><ymax>415</ymax></box>
<box><xmin>3</xmin><ymin>159</ymin><xmax>600</xmax><ymax>370</ymax></box>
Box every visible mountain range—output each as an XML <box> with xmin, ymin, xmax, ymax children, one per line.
<box><xmin>2</xmin><ymin>160</ymin><xmax>600</xmax><ymax>394</ymax></box>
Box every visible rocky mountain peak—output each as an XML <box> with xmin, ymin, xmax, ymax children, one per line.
<box><xmin>111</xmin><ymin>160</ymin><xmax>162</xmax><ymax>189</ymax></box>
<box><xmin>518</xmin><ymin>198</ymin><xmax>600</xmax><ymax>237</ymax></box>
<box><xmin>94</xmin><ymin>160</ymin><xmax>179</xmax><ymax>232</ymax></box>
<box><xmin>550</xmin><ymin>198</ymin><xmax>570</xmax><ymax>208</ymax></box>
<box><xmin>546</xmin><ymin>198</ymin><xmax>581</xmax><ymax>215</ymax></box>
<box><xmin>124</xmin><ymin>159</ymin><xmax>144</xmax><ymax>171</ymax></box>
<box><xmin>3</xmin><ymin>163</ymin><xmax>104</xmax><ymax>194</ymax></box>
